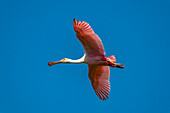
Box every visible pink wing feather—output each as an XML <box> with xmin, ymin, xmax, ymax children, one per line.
<box><xmin>88</xmin><ymin>65</ymin><xmax>110</xmax><ymax>100</ymax></box>
<box><xmin>73</xmin><ymin>19</ymin><xmax>110</xmax><ymax>100</ymax></box>
<box><xmin>73</xmin><ymin>19</ymin><xmax>105</xmax><ymax>56</ymax></box>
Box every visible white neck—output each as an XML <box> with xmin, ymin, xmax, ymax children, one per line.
<box><xmin>68</xmin><ymin>54</ymin><xmax>85</xmax><ymax>64</ymax></box>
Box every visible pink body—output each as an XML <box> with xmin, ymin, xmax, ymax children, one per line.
<box><xmin>73</xmin><ymin>19</ymin><xmax>117</xmax><ymax>100</ymax></box>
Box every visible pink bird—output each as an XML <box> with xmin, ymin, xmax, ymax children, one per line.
<box><xmin>48</xmin><ymin>19</ymin><xmax>125</xmax><ymax>100</ymax></box>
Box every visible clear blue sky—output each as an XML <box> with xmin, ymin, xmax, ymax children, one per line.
<box><xmin>0</xmin><ymin>0</ymin><xmax>170</xmax><ymax>113</ymax></box>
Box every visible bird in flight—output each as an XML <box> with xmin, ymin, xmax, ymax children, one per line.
<box><xmin>48</xmin><ymin>19</ymin><xmax>125</xmax><ymax>100</ymax></box>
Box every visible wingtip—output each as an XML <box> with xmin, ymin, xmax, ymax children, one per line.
<box><xmin>73</xmin><ymin>18</ymin><xmax>77</xmax><ymax>24</ymax></box>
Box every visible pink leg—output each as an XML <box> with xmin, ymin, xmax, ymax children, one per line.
<box><xmin>115</xmin><ymin>63</ymin><xmax>125</xmax><ymax>69</ymax></box>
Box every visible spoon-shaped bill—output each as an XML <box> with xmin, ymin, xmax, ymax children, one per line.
<box><xmin>48</xmin><ymin>61</ymin><xmax>62</xmax><ymax>66</ymax></box>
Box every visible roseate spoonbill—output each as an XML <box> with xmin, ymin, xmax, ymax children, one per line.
<box><xmin>48</xmin><ymin>19</ymin><xmax>125</xmax><ymax>101</ymax></box>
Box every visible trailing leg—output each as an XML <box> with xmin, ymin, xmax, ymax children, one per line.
<box><xmin>115</xmin><ymin>63</ymin><xmax>125</xmax><ymax>69</ymax></box>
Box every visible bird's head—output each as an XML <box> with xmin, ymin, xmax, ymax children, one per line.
<box><xmin>48</xmin><ymin>58</ymin><xmax>72</xmax><ymax>66</ymax></box>
<box><xmin>61</xmin><ymin>58</ymin><xmax>72</xmax><ymax>63</ymax></box>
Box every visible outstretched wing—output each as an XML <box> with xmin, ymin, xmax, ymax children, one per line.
<box><xmin>88</xmin><ymin>65</ymin><xmax>110</xmax><ymax>100</ymax></box>
<box><xmin>73</xmin><ymin>19</ymin><xmax>105</xmax><ymax>56</ymax></box>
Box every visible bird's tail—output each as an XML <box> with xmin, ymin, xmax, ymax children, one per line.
<box><xmin>106</xmin><ymin>55</ymin><xmax>125</xmax><ymax>69</ymax></box>
<box><xmin>107</xmin><ymin>55</ymin><xmax>116</xmax><ymax>63</ymax></box>
<box><xmin>106</xmin><ymin>55</ymin><xmax>116</xmax><ymax>67</ymax></box>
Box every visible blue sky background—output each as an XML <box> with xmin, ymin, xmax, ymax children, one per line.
<box><xmin>0</xmin><ymin>0</ymin><xmax>170</xmax><ymax>113</ymax></box>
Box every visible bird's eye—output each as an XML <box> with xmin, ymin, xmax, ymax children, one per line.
<box><xmin>63</xmin><ymin>58</ymin><xmax>66</xmax><ymax>61</ymax></box>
